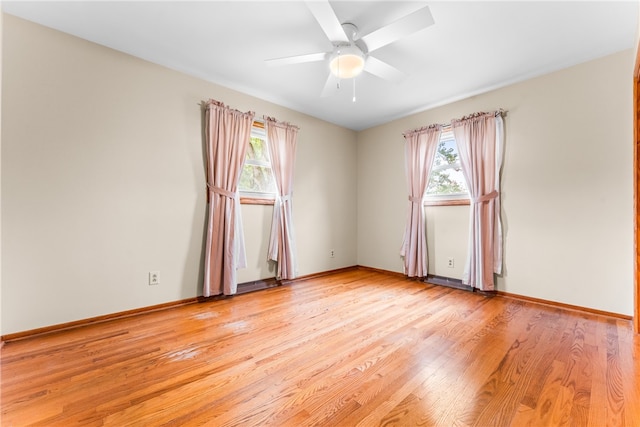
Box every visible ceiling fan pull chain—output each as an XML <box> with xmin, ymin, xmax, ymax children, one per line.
<box><xmin>352</xmin><ymin>77</ymin><xmax>356</xmax><ymax>103</ymax></box>
<box><xmin>337</xmin><ymin>48</ymin><xmax>341</xmax><ymax>89</ymax></box>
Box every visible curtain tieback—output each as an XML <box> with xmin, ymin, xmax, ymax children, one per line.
<box><xmin>408</xmin><ymin>196</ymin><xmax>422</xmax><ymax>203</ymax></box>
<box><xmin>471</xmin><ymin>190</ymin><xmax>498</xmax><ymax>204</ymax></box>
<box><xmin>207</xmin><ymin>183</ymin><xmax>235</xmax><ymax>199</ymax></box>
<box><xmin>280</xmin><ymin>194</ymin><xmax>292</xmax><ymax>203</ymax></box>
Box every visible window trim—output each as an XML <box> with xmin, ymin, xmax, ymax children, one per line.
<box><xmin>240</xmin><ymin>195</ymin><xmax>275</xmax><ymax>205</ymax></box>
<box><xmin>424</xmin><ymin>196</ymin><xmax>470</xmax><ymax>207</ymax></box>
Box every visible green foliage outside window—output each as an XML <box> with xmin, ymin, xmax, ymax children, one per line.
<box><xmin>426</xmin><ymin>134</ymin><xmax>467</xmax><ymax>196</ymax></box>
<box><xmin>239</xmin><ymin>134</ymin><xmax>277</xmax><ymax>194</ymax></box>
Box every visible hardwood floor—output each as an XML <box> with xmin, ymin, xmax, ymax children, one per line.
<box><xmin>2</xmin><ymin>269</ymin><xmax>639</xmax><ymax>426</ymax></box>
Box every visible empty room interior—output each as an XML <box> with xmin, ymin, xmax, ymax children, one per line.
<box><xmin>1</xmin><ymin>1</ymin><xmax>640</xmax><ymax>426</ymax></box>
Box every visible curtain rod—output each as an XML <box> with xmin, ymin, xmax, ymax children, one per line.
<box><xmin>404</xmin><ymin>109</ymin><xmax>507</xmax><ymax>137</ymax></box>
<box><xmin>443</xmin><ymin>108</ymin><xmax>507</xmax><ymax>127</ymax></box>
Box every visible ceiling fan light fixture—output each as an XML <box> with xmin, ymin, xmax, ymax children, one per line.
<box><xmin>329</xmin><ymin>45</ymin><xmax>365</xmax><ymax>79</ymax></box>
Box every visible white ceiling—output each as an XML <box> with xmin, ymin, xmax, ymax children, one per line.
<box><xmin>3</xmin><ymin>1</ymin><xmax>638</xmax><ymax>131</ymax></box>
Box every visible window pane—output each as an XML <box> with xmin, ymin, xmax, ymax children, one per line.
<box><xmin>239</xmin><ymin>125</ymin><xmax>277</xmax><ymax>197</ymax></box>
<box><xmin>245</xmin><ymin>136</ymin><xmax>270</xmax><ymax>162</ymax></box>
<box><xmin>426</xmin><ymin>132</ymin><xmax>468</xmax><ymax>196</ymax></box>
<box><xmin>427</xmin><ymin>166</ymin><xmax>467</xmax><ymax>195</ymax></box>
<box><xmin>432</xmin><ymin>136</ymin><xmax>457</xmax><ymax>168</ymax></box>
<box><xmin>239</xmin><ymin>164</ymin><xmax>277</xmax><ymax>193</ymax></box>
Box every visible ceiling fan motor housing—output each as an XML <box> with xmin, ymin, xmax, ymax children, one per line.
<box><xmin>329</xmin><ymin>23</ymin><xmax>366</xmax><ymax>78</ymax></box>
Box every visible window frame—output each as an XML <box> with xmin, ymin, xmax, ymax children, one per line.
<box><xmin>239</xmin><ymin>121</ymin><xmax>277</xmax><ymax>205</ymax></box>
<box><xmin>424</xmin><ymin>128</ymin><xmax>470</xmax><ymax>207</ymax></box>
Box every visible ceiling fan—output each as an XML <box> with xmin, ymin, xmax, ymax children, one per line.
<box><xmin>265</xmin><ymin>1</ymin><xmax>435</xmax><ymax>97</ymax></box>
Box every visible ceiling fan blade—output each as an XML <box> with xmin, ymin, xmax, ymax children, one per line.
<box><xmin>265</xmin><ymin>52</ymin><xmax>328</xmax><ymax>67</ymax></box>
<box><xmin>305</xmin><ymin>0</ymin><xmax>349</xmax><ymax>43</ymax></box>
<box><xmin>359</xmin><ymin>6</ymin><xmax>434</xmax><ymax>53</ymax></box>
<box><xmin>321</xmin><ymin>73</ymin><xmax>341</xmax><ymax>97</ymax></box>
<box><xmin>364</xmin><ymin>56</ymin><xmax>405</xmax><ymax>83</ymax></box>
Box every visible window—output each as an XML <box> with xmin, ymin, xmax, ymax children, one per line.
<box><xmin>425</xmin><ymin>129</ymin><xmax>469</xmax><ymax>205</ymax></box>
<box><xmin>239</xmin><ymin>122</ymin><xmax>277</xmax><ymax>204</ymax></box>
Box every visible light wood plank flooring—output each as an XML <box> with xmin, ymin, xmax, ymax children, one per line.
<box><xmin>2</xmin><ymin>269</ymin><xmax>639</xmax><ymax>426</ymax></box>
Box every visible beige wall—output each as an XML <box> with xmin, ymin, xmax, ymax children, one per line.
<box><xmin>1</xmin><ymin>15</ymin><xmax>357</xmax><ymax>334</ymax></box>
<box><xmin>358</xmin><ymin>49</ymin><xmax>634</xmax><ymax>316</ymax></box>
<box><xmin>2</xmin><ymin>14</ymin><xmax>635</xmax><ymax>335</ymax></box>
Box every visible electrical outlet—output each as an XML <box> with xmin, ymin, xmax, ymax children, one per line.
<box><xmin>330</xmin><ymin>249</ymin><xmax>335</xmax><ymax>258</ymax></box>
<box><xmin>447</xmin><ymin>258</ymin><xmax>454</xmax><ymax>268</ymax></box>
<box><xmin>149</xmin><ymin>271</ymin><xmax>160</xmax><ymax>285</ymax></box>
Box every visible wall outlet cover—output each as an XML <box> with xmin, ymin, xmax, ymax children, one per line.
<box><xmin>149</xmin><ymin>271</ymin><xmax>160</xmax><ymax>285</ymax></box>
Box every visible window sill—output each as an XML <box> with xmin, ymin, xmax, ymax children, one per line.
<box><xmin>240</xmin><ymin>197</ymin><xmax>275</xmax><ymax>205</ymax></box>
<box><xmin>424</xmin><ymin>198</ymin><xmax>470</xmax><ymax>207</ymax></box>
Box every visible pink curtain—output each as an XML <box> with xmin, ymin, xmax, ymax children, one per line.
<box><xmin>401</xmin><ymin>125</ymin><xmax>442</xmax><ymax>277</ymax></box>
<box><xmin>203</xmin><ymin>99</ymin><xmax>255</xmax><ymax>297</ymax></box>
<box><xmin>265</xmin><ymin>117</ymin><xmax>299</xmax><ymax>280</ymax></box>
<box><xmin>451</xmin><ymin>112</ymin><xmax>504</xmax><ymax>291</ymax></box>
